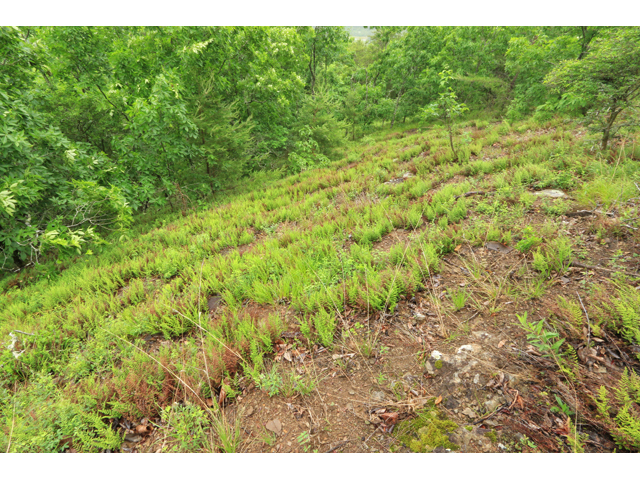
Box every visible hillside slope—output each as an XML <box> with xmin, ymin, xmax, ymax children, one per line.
<box><xmin>2</xmin><ymin>117</ymin><xmax>640</xmax><ymax>453</ymax></box>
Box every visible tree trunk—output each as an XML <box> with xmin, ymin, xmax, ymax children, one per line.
<box><xmin>391</xmin><ymin>90</ymin><xmax>401</xmax><ymax>129</ymax></box>
<box><xmin>448</xmin><ymin>121</ymin><xmax>456</xmax><ymax>156</ymax></box>
<box><xmin>309</xmin><ymin>43</ymin><xmax>316</xmax><ymax>95</ymax></box>
<box><xmin>601</xmin><ymin>106</ymin><xmax>621</xmax><ymax>150</ymax></box>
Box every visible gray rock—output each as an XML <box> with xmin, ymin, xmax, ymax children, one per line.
<box><xmin>462</xmin><ymin>407</ymin><xmax>477</xmax><ymax>419</ymax></box>
<box><xmin>371</xmin><ymin>390</ymin><xmax>386</xmax><ymax>403</ymax></box>
<box><xmin>534</xmin><ymin>189</ymin><xmax>567</xmax><ymax>198</ymax></box>
<box><xmin>444</xmin><ymin>397</ymin><xmax>459</xmax><ymax>409</ymax></box>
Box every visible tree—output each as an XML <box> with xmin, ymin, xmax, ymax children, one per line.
<box><xmin>422</xmin><ymin>68</ymin><xmax>469</xmax><ymax>155</ymax></box>
<box><xmin>0</xmin><ymin>27</ymin><xmax>131</xmax><ymax>271</ymax></box>
<box><xmin>545</xmin><ymin>27</ymin><xmax>640</xmax><ymax>149</ymax></box>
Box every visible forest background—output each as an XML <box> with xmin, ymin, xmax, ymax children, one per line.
<box><xmin>1</xmin><ymin>25</ymin><xmax>638</xmax><ymax>274</ymax></box>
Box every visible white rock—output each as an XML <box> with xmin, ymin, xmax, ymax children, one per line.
<box><xmin>534</xmin><ymin>189</ymin><xmax>567</xmax><ymax>198</ymax></box>
<box><xmin>457</xmin><ymin>344</ymin><xmax>473</xmax><ymax>354</ymax></box>
<box><xmin>431</xmin><ymin>350</ymin><xmax>443</xmax><ymax>360</ymax></box>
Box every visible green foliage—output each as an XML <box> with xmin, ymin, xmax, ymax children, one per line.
<box><xmin>314</xmin><ymin>309</ymin><xmax>337</xmax><ymax>347</ymax></box>
<box><xmin>397</xmin><ymin>405</ymin><xmax>459</xmax><ymax>453</ymax></box>
<box><xmin>422</xmin><ymin>68</ymin><xmax>469</xmax><ymax>155</ymax></box>
<box><xmin>288</xmin><ymin>126</ymin><xmax>331</xmax><ymax>174</ymax></box>
<box><xmin>449</xmin><ymin>287</ymin><xmax>468</xmax><ymax>311</ymax></box>
<box><xmin>595</xmin><ymin>368</ymin><xmax>640</xmax><ymax>450</ymax></box>
<box><xmin>161</xmin><ymin>403</ymin><xmax>210</xmax><ymax>452</ymax></box>
<box><xmin>546</xmin><ymin>27</ymin><xmax>640</xmax><ymax>149</ymax></box>
<box><xmin>517</xmin><ymin>312</ymin><xmax>565</xmax><ymax>358</ymax></box>
<box><xmin>609</xmin><ymin>285</ymin><xmax>640</xmax><ymax>349</ymax></box>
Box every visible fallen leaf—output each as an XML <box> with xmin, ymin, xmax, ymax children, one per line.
<box><xmin>434</xmin><ymin>395</ymin><xmax>442</xmax><ymax>405</ymax></box>
<box><xmin>454</xmin><ymin>244</ymin><xmax>462</xmax><ymax>252</ymax></box>
<box><xmin>283</xmin><ymin>351</ymin><xmax>292</xmax><ymax>362</ymax></box>
<box><xmin>135</xmin><ymin>424</ymin><xmax>152</xmax><ymax>435</ymax></box>
<box><xmin>266</xmin><ymin>419</ymin><xmax>282</xmax><ymax>435</ymax></box>
<box><xmin>379</xmin><ymin>412</ymin><xmax>399</xmax><ymax>425</ymax></box>
<box><xmin>498</xmin><ymin>339</ymin><xmax>506</xmax><ymax>348</ymax></box>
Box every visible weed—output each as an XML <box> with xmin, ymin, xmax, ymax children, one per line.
<box><xmin>516</xmin><ymin>227</ymin><xmax>542</xmax><ymax>253</ymax></box>
<box><xmin>517</xmin><ymin>312</ymin><xmax>565</xmax><ymax>358</ymax></box>
<box><xmin>281</xmin><ymin>369</ymin><xmax>318</xmax><ymax>397</ymax></box>
<box><xmin>257</xmin><ymin>365</ymin><xmax>283</xmax><ymax>397</ymax></box>
<box><xmin>449</xmin><ymin>287</ymin><xmax>468</xmax><ymax>311</ymax></box>
<box><xmin>211</xmin><ymin>410</ymin><xmax>242</xmax><ymax>453</ymax></box>
<box><xmin>160</xmin><ymin>403</ymin><xmax>210</xmax><ymax>452</ymax></box>
<box><xmin>314</xmin><ymin>309</ymin><xmax>337</xmax><ymax>348</ymax></box>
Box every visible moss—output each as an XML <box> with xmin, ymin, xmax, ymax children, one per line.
<box><xmin>465</xmin><ymin>425</ymin><xmax>473</xmax><ymax>432</ymax></box>
<box><xmin>398</xmin><ymin>407</ymin><xmax>459</xmax><ymax>453</ymax></box>
<box><xmin>484</xmin><ymin>430</ymin><xmax>498</xmax><ymax>443</ymax></box>
<box><xmin>434</xmin><ymin>359</ymin><xmax>443</xmax><ymax>369</ymax></box>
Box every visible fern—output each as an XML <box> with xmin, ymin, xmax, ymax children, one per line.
<box><xmin>611</xmin><ymin>286</ymin><xmax>640</xmax><ymax>349</ymax></box>
<box><xmin>595</xmin><ymin>385</ymin><xmax>611</xmax><ymax>420</ymax></box>
<box><xmin>559</xmin><ymin>344</ymin><xmax>579</xmax><ymax>382</ymax></box>
<box><xmin>314</xmin><ymin>309</ymin><xmax>336</xmax><ymax>347</ymax></box>
<box><xmin>614</xmin><ymin>405</ymin><xmax>640</xmax><ymax>450</ymax></box>
<box><xmin>557</xmin><ymin>296</ymin><xmax>583</xmax><ymax>331</ymax></box>
<box><xmin>597</xmin><ymin>368</ymin><xmax>640</xmax><ymax>450</ymax></box>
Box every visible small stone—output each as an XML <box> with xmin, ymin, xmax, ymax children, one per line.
<box><xmin>462</xmin><ymin>407</ymin><xmax>477</xmax><ymax>419</ymax></box>
<box><xmin>431</xmin><ymin>350</ymin><xmax>443</xmax><ymax>360</ymax></box>
<box><xmin>124</xmin><ymin>434</ymin><xmax>142</xmax><ymax>443</ymax></box>
<box><xmin>457</xmin><ymin>345</ymin><xmax>473</xmax><ymax>354</ymax></box>
<box><xmin>414</xmin><ymin>313</ymin><xmax>427</xmax><ymax>321</ymax></box>
<box><xmin>371</xmin><ymin>390</ymin><xmax>386</xmax><ymax>403</ymax></box>
<box><xmin>485</xmin><ymin>241</ymin><xmax>513</xmax><ymax>254</ymax></box>
<box><xmin>444</xmin><ymin>397</ymin><xmax>459</xmax><ymax>409</ymax></box>
<box><xmin>349</xmin><ymin>389</ymin><xmax>355</xmax><ymax>395</ymax></box>
<box><xmin>484</xmin><ymin>397</ymin><xmax>502</xmax><ymax>412</ymax></box>
<box><xmin>245</xmin><ymin>406</ymin><xmax>254</xmax><ymax>417</ymax></box>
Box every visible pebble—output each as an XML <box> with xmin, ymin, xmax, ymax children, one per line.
<box><xmin>462</xmin><ymin>407</ymin><xmax>477</xmax><ymax>419</ymax></box>
<box><xmin>371</xmin><ymin>390</ymin><xmax>386</xmax><ymax>403</ymax></box>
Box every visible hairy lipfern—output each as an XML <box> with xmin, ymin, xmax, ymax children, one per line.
<box><xmin>614</xmin><ymin>405</ymin><xmax>640</xmax><ymax>450</ymax></box>
<box><xmin>596</xmin><ymin>368</ymin><xmax>640</xmax><ymax>451</ymax></box>
<box><xmin>556</xmin><ymin>296</ymin><xmax>584</xmax><ymax>332</ymax></box>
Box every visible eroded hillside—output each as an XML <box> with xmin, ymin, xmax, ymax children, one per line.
<box><xmin>2</xmin><ymin>117</ymin><xmax>640</xmax><ymax>453</ymax></box>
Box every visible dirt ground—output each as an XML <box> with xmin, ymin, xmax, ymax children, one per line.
<box><xmin>109</xmin><ymin>204</ymin><xmax>640</xmax><ymax>453</ymax></box>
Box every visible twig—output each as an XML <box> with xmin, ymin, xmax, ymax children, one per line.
<box><xmin>577</xmin><ymin>293</ymin><xmax>591</xmax><ymax>348</ymax></box>
<box><xmin>570</xmin><ymin>260</ymin><xmax>640</xmax><ymax>278</ymax></box>
<box><xmin>326</xmin><ymin>440</ymin><xmax>351</xmax><ymax>453</ymax></box>
<box><xmin>472</xmin><ymin>403</ymin><xmax>509</xmax><ymax>425</ymax></box>
<box><xmin>11</xmin><ymin>330</ymin><xmax>35</xmax><ymax>336</ymax></box>
<box><xmin>454</xmin><ymin>190</ymin><xmax>487</xmax><ymax>200</ymax></box>
<box><xmin>6</xmin><ymin>382</ymin><xmax>16</xmax><ymax>453</ymax></box>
